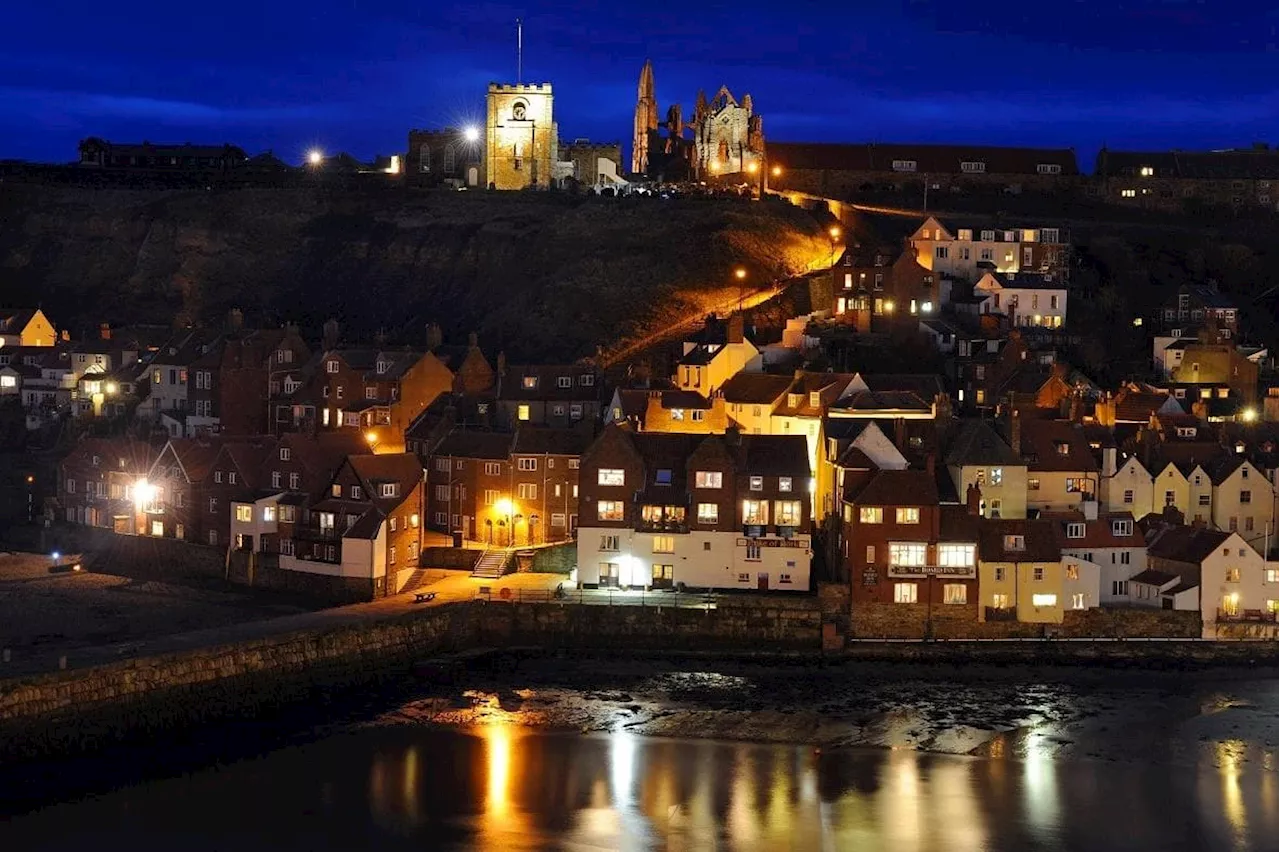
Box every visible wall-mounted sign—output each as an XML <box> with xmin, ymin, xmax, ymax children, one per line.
<box><xmin>887</xmin><ymin>565</ymin><xmax>976</xmax><ymax>579</ymax></box>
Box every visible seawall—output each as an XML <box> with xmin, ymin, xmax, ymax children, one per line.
<box><xmin>0</xmin><ymin>598</ymin><xmax>1273</xmax><ymax>761</ymax></box>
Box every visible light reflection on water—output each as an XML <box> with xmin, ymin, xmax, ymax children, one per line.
<box><xmin>1</xmin><ymin>725</ymin><xmax>1276</xmax><ymax>852</ymax></box>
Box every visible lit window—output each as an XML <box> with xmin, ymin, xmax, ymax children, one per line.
<box><xmin>742</xmin><ymin>500</ymin><xmax>769</xmax><ymax>525</ymax></box>
<box><xmin>597</xmin><ymin>469</ymin><xmax>625</xmax><ymax>486</ymax></box>
<box><xmin>943</xmin><ymin>584</ymin><xmax>967</xmax><ymax>604</ymax></box>
<box><xmin>894</xmin><ymin>583</ymin><xmax>918</xmax><ymax>603</ymax></box>
<box><xmin>859</xmin><ymin>507</ymin><xmax>883</xmax><ymax>524</ymax></box>
<box><xmin>1032</xmin><ymin>593</ymin><xmax>1057</xmax><ymax>607</ymax></box>
<box><xmin>597</xmin><ymin>501</ymin><xmax>624</xmax><ymax>521</ymax></box>
<box><xmin>517</xmin><ymin>404</ymin><xmax>530</xmax><ymax>421</ymax></box>
<box><xmin>697</xmin><ymin>503</ymin><xmax>718</xmax><ymax>524</ymax></box>
<box><xmin>895</xmin><ymin>507</ymin><xmax>920</xmax><ymax>524</ymax></box>
<box><xmin>653</xmin><ymin>535</ymin><xmax>675</xmax><ymax>554</ymax></box>
<box><xmin>749</xmin><ymin>476</ymin><xmax>764</xmax><ymax>491</ymax></box>
<box><xmin>695</xmin><ymin>471</ymin><xmax>723</xmax><ymax>489</ymax></box>
<box><xmin>774</xmin><ymin>500</ymin><xmax>802</xmax><ymax>526</ymax></box>
<box><xmin>889</xmin><ymin>542</ymin><xmax>927</xmax><ymax>567</ymax></box>
<box><xmin>779</xmin><ymin>477</ymin><xmax>793</xmax><ymax>492</ymax></box>
<box><xmin>235</xmin><ymin>505</ymin><xmax>252</xmax><ymax>522</ymax></box>
<box><xmin>1139</xmin><ymin>166</ymin><xmax>1154</xmax><ymax>177</ymax></box>
<box><xmin>936</xmin><ymin>543</ymin><xmax>975</xmax><ymax>567</ymax></box>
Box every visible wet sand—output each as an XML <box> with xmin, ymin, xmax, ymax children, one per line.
<box><xmin>369</xmin><ymin>656</ymin><xmax>1279</xmax><ymax>771</ymax></box>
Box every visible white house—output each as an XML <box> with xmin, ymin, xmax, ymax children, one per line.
<box><xmin>1148</xmin><ymin>527</ymin><xmax>1277</xmax><ymax>639</ymax></box>
<box><xmin>1047</xmin><ymin>506</ymin><xmax>1147</xmax><ymax>606</ymax></box>
<box><xmin>973</xmin><ymin>271</ymin><xmax>1068</xmax><ymax>329</ymax></box>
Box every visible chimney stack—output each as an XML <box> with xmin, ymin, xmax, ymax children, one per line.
<box><xmin>99</xmin><ymin>322</ymin><xmax>111</xmax><ymax>341</ymax></box>
<box><xmin>966</xmin><ymin>482</ymin><xmax>983</xmax><ymax>516</ymax></box>
<box><xmin>727</xmin><ymin>314</ymin><xmax>745</xmax><ymax>345</ymax></box>
<box><xmin>322</xmin><ymin>318</ymin><xmax>340</xmax><ymax>351</ymax></box>
<box><xmin>467</xmin><ymin>331</ymin><xmax>479</xmax><ymax>350</ymax></box>
<box><xmin>425</xmin><ymin>323</ymin><xmax>443</xmax><ymax>352</ymax></box>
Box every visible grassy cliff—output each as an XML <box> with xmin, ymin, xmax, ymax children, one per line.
<box><xmin>0</xmin><ymin>183</ymin><xmax>832</xmax><ymax>361</ymax></box>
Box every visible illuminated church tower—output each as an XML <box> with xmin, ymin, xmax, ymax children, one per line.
<box><xmin>485</xmin><ymin>83</ymin><xmax>556</xmax><ymax>190</ymax></box>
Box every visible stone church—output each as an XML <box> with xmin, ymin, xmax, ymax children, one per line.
<box><xmin>631</xmin><ymin>60</ymin><xmax>764</xmax><ymax>181</ymax></box>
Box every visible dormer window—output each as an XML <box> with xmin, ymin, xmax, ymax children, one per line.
<box><xmin>326</xmin><ymin>360</ymin><xmax>339</xmax><ymax>374</ymax></box>
<box><xmin>558</xmin><ymin>376</ymin><xmax>572</xmax><ymax>388</ymax></box>
<box><xmin>655</xmin><ymin>469</ymin><xmax>673</xmax><ymax>485</ymax></box>
<box><xmin>1004</xmin><ymin>534</ymin><xmax>1025</xmax><ymax>551</ymax></box>
<box><xmin>580</xmin><ymin>374</ymin><xmax>594</xmax><ymax>386</ymax></box>
<box><xmin>1066</xmin><ymin>523</ymin><xmax>1085</xmax><ymax>539</ymax></box>
<box><xmin>1112</xmin><ymin>520</ymin><xmax>1133</xmax><ymax>537</ymax></box>
<box><xmin>522</xmin><ymin>376</ymin><xmax>538</xmax><ymax>390</ymax></box>
<box><xmin>376</xmin><ymin>361</ymin><xmax>389</xmax><ymax>374</ymax></box>
<box><xmin>379</xmin><ymin>483</ymin><xmax>398</xmax><ymax>498</ymax></box>
<box><xmin>808</xmin><ymin>392</ymin><xmax>820</xmax><ymax>407</ymax></box>
<box><xmin>788</xmin><ymin>393</ymin><xmax>801</xmax><ymax>408</ymax></box>
<box><xmin>960</xmin><ymin>161</ymin><xmax>985</xmax><ymax>173</ymax></box>
<box><xmin>1055</xmin><ymin>441</ymin><xmax>1070</xmax><ymax>456</ymax></box>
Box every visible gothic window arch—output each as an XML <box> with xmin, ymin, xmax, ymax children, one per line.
<box><xmin>419</xmin><ymin>144</ymin><xmax>431</xmax><ymax>172</ymax></box>
<box><xmin>443</xmin><ymin>145</ymin><xmax>456</xmax><ymax>173</ymax></box>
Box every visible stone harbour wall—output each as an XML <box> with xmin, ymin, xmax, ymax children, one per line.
<box><xmin>0</xmin><ymin>604</ymin><xmax>476</xmax><ymax>758</ymax></box>
<box><xmin>476</xmin><ymin>600</ymin><xmax>822</xmax><ymax>650</ymax></box>
<box><xmin>851</xmin><ymin>603</ymin><xmax>1202</xmax><ymax>640</ymax></box>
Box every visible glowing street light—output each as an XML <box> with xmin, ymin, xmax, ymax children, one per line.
<box><xmin>746</xmin><ymin>161</ymin><xmax>759</xmax><ymax>174</ymax></box>
<box><xmin>494</xmin><ymin>498</ymin><xmax>514</xmax><ymax>517</ymax></box>
<box><xmin>829</xmin><ymin>226</ymin><xmax>842</xmax><ymax>240</ymax></box>
<box><xmin>734</xmin><ymin>268</ymin><xmax>747</xmax><ymax>280</ymax></box>
<box><xmin>1242</xmin><ymin>408</ymin><xmax>1258</xmax><ymax>423</ymax></box>
<box><xmin>307</xmin><ymin>149</ymin><xmax>324</xmax><ymax>167</ymax></box>
<box><xmin>133</xmin><ymin>479</ymin><xmax>156</xmax><ymax>508</ymax></box>
<box><xmin>463</xmin><ymin>126</ymin><xmax>480</xmax><ymax>143</ymax></box>
<box><xmin>365</xmin><ymin>430</ymin><xmax>378</xmax><ymax>445</ymax></box>
<box><xmin>771</xmin><ymin>165</ymin><xmax>782</xmax><ymax>177</ymax></box>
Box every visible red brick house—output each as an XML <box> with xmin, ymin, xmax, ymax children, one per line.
<box><xmin>58</xmin><ymin>438</ymin><xmax>157</xmax><ymax>532</ymax></box>
<box><xmin>844</xmin><ymin>465</ymin><xmax>980</xmax><ymax>610</ymax></box>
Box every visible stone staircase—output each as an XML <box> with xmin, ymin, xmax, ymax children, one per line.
<box><xmin>470</xmin><ymin>549</ymin><xmax>508</xmax><ymax>579</ymax></box>
<box><xmin>398</xmin><ymin>568</ymin><xmax>429</xmax><ymax>594</ymax></box>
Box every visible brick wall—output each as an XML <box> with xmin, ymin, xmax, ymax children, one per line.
<box><xmin>529</xmin><ymin>543</ymin><xmax>575</xmax><ymax>574</ymax></box>
<box><xmin>420</xmin><ymin>547</ymin><xmax>483</xmax><ymax>571</ymax></box>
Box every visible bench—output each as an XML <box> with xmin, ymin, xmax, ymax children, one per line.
<box><xmin>414</xmin><ymin>591</ymin><xmax>437</xmax><ymax>603</ymax></box>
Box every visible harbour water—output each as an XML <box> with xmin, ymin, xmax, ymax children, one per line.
<box><xmin>2</xmin><ymin>659</ymin><xmax>1276</xmax><ymax>852</ymax></box>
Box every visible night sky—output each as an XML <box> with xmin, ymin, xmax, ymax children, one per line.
<box><xmin>3</xmin><ymin>1</ymin><xmax>1276</xmax><ymax>169</ymax></box>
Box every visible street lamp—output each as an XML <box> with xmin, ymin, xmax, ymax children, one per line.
<box><xmin>463</xmin><ymin>126</ymin><xmax>480</xmax><ymax>143</ymax></box>
<box><xmin>307</xmin><ymin>149</ymin><xmax>324</xmax><ymax>167</ymax></box>
<box><xmin>734</xmin><ymin>267</ymin><xmax>748</xmax><ymax>312</ymax></box>
<box><xmin>364</xmin><ymin>430</ymin><xmax>379</xmax><ymax>452</ymax></box>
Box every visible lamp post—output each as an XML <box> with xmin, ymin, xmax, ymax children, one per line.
<box><xmin>735</xmin><ymin>267</ymin><xmax>747</xmax><ymax>312</ymax></box>
<box><xmin>828</xmin><ymin>225</ymin><xmax>843</xmax><ymax>268</ymax></box>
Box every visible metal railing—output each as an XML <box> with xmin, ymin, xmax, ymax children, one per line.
<box><xmin>1216</xmin><ymin>609</ymin><xmax>1278</xmax><ymax>623</ymax></box>
<box><xmin>472</xmin><ymin>585</ymin><xmax>720</xmax><ymax>609</ymax></box>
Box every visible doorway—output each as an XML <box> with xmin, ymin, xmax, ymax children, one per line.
<box><xmin>757</xmin><ymin>572</ymin><xmax>769</xmax><ymax>591</ymax></box>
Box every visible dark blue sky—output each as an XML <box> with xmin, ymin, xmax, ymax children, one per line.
<box><xmin>3</xmin><ymin>1</ymin><xmax>1276</xmax><ymax>170</ymax></box>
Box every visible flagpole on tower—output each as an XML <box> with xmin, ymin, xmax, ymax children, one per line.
<box><xmin>517</xmin><ymin>18</ymin><xmax>523</xmax><ymax>84</ymax></box>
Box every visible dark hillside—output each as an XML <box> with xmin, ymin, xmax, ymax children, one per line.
<box><xmin>0</xmin><ymin>184</ymin><xmax>831</xmax><ymax>361</ymax></box>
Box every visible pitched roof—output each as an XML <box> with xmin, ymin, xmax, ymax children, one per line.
<box><xmin>1147</xmin><ymin>526</ymin><xmax>1232</xmax><ymax>564</ymax></box>
<box><xmin>939</xmin><ymin>504</ymin><xmax>979</xmax><ymax>540</ymax></box>
<box><xmin>0</xmin><ymin>309</ymin><xmax>40</xmax><ymax>334</ymax></box>
<box><xmin>944</xmin><ymin>420</ymin><xmax>1021</xmax><ymax>467</ymax></box>
<box><xmin>1044</xmin><ymin>511</ymin><xmax>1145</xmax><ymax>549</ymax></box>
<box><xmin>718</xmin><ymin>372</ymin><xmax>794</xmax><ymax>405</ymax></box>
<box><xmin>1129</xmin><ymin>569</ymin><xmax>1180</xmax><ymax>588</ymax></box>
<box><xmin>512</xmin><ymin>426</ymin><xmax>592</xmax><ymax>457</ymax></box>
<box><xmin>1097</xmin><ymin>148</ymin><xmax>1278</xmax><ymax>180</ymax></box>
<box><xmin>736</xmin><ymin>434</ymin><xmax>811</xmax><ymax>477</ymax></box>
<box><xmin>61</xmin><ymin>437</ymin><xmax>156</xmax><ymax>475</ymax></box>
<box><xmin>498</xmin><ymin>364</ymin><xmax>601</xmax><ymax>402</ymax></box>
<box><xmin>767</xmin><ymin>142</ymin><xmax>1079</xmax><ymax>176</ymax></box>
<box><xmin>858</xmin><ymin>373</ymin><xmax>947</xmax><ymax>399</ymax></box>
<box><xmin>434</xmin><ymin>428</ymin><xmax>514</xmax><ymax>460</ymax></box>
<box><xmin>347</xmin><ymin>453</ymin><xmax>423</xmax><ymax>510</ymax></box>
<box><xmin>977</xmin><ymin>519</ymin><xmax>1061</xmax><ymax>562</ymax></box>
<box><xmin>848</xmin><ymin>469</ymin><xmax>938</xmax><ymax>506</ymax></box>
<box><xmin>1017</xmin><ymin>420</ymin><xmax>1099</xmax><ymax>473</ymax></box>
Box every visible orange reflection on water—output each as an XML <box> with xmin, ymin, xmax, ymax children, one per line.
<box><xmin>1217</xmin><ymin>739</ymin><xmax>1247</xmax><ymax>843</ymax></box>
